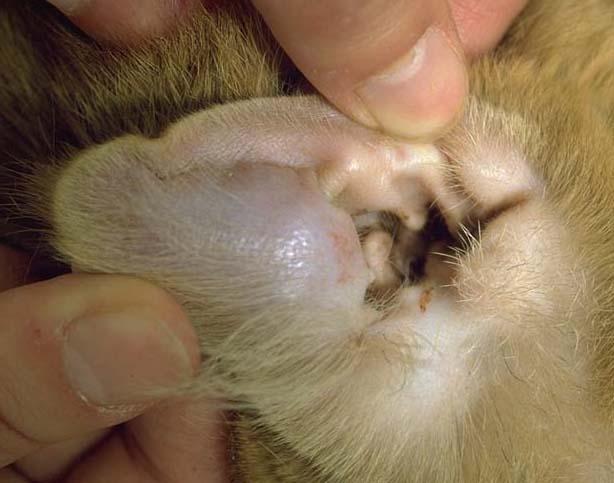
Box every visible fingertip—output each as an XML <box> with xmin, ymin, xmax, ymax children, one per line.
<box><xmin>103</xmin><ymin>275</ymin><xmax>202</xmax><ymax>375</ymax></box>
<box><xmin>354</xmin><ymin>27</ymin><xmax>468</xmax><ymax>140</ymax></box>
<box><xmin>46</xmin><ymin>0</ymin><xmax>199</xmax><ymax>45</ymax></box>
<box><xmin>45</xmin><ymin>273</ymin><xmax>201</xmax><ymax>374</ymax></box>
<box><xmin>0</xmin><ymin>274</ymin><xmax>200</xmax><ymax>446</ymax></box>
<box><xmin>253</xmin><ymin>0</ymin><xmax>467</xmax><ymax>141</ymax></box>
<box><xmin>52</xmin><ymin>274</ymin><xmax>201</xmax><ymax>407</ymax></box>
<box><xmin>0</xmin><ymin>274</ymin><xmax>199</xmax><ymax>462</ymax></box>
<box><xmin>63</xmin><ymin>307</ymin><xmax>195</xmax><ymax>407</ymax></box>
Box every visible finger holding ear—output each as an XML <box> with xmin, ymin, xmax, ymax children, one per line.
<box><xmin>0</xmin><ymin>274</ymin><xmax>199</xmax><ymax>467</ymax></box>
<box><xmin>252</xmin><ymin>0</ymin><xmax>468</xmax><ymax>141</ymax></box>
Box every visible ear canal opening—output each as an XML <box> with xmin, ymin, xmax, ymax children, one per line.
<box><xmin>355</xmin><ymin>204</ymin><xmax>458</xmax><ymax>310</ymax></box>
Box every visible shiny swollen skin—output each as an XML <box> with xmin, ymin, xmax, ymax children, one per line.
<box><xmin>50</xmin><ymin>95</ymin><xmax>596</xmax><ymax>481</ymax></box>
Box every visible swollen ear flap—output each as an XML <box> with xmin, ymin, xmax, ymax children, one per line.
<box><xmin>51</xmin><ymin>93</ymin><xmax>542</xmax><ymax>352</ymax></box>
<box><xmin>49</xmin><ymin>93</ymin><xmax>464</xmax><ymax>380</ymax></box>
<box><xmin>51</xmin><ymin>96</ymin><xmax>375</xmax><ymax>314</ymax></box>
<box><xmin>51</xmin><ymin>94</ymin><xmax>464</xmax><ymax>315</ymax></box>
<box><xmin>50</xmin><ymin>93</ymin><xmax>580</xmax><ymax>482</ymax></box>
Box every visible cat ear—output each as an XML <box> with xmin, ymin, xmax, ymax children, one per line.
<box><xmin>50</xmin><ymin>95</ymin><xmax>452</xmax><ymax>306</ymax></box>
<box><xmin>50</xmin><ymin>96</ymin><xmax>380</xmax><ymax>313</ymax></box>
<box><xmin>48</xmin><ymin>94</ymin><xmax>469</xmax><ymax>396</ymax></box>
<box><xmin>51</xmin><ymin>95</ymin><xmax>540</xmax><ymax>314</ymax></box>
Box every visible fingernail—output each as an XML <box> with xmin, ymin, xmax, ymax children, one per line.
<box><xmin>356</xmin><ymin>28</ymin><xmax>467</xmax><ymax>140</ymax></box>
<box><xmin>63</xmin><ymin>311</ymin><xmax>194</xmax><ymax>407</ymax></box>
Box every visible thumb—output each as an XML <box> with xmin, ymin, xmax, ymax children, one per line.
<box><xmin>0</xmin><ymin>274</ymin><xmax>199</xmax><ymax>466</ymax></box>
<box><xmin>252</xmin><ymin>0</ymin><xmax>468</xmax><ymax>140</ymax></box>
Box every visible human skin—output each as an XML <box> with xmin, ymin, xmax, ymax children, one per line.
<box><xmin>46</xmin><ymin>0</ymin><xmax>529</xmax><ymax>139</ymax></box>
<box><xmin>0</xmin><ymin>246</ymin><xmax>227</xmax><ymax>482</ymax></box>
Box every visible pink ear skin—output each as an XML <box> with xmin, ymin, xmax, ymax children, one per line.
<box><xmin>50</xmin><ymin>95</ymin><xmax>590</xmax><ymax>481</ymax></box>
<box><xmin>52</xmin><ymin>96</ymin><xmax>454</xmax><ymax>318</ymax></box>
<box><xmin>52</xmin><ymin>94</ymin><xmax>543</xmax><ymax>356</ymax></box>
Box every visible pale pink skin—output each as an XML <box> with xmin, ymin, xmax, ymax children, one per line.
<box><xmin>50</xmin><ymin>96</ymin><xmax>613</xmax><ymax>480</ymax></box>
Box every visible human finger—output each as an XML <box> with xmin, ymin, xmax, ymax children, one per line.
<box><xmin>45</xmin><ymin>0</ymin><xmax>200</xmax><ymax>45</ymax></box>
<box><xmin>64</xmin><ymin>398</ymin><xmax>228</xmax><ymax>483</ymax></box>
<box><xmin>14</xmin><ymin>430</ymin><xmax>108</xmax><ymax>482</ymax></box>
<box><xmin>252</xmin><ymin>0</ymin><xmax>468</xmax><ymax>140</ymax></box>
<box><xmin>0</xmin><ymin>274</ymin><xmax>199</xmax><ymax>467</ymax></box>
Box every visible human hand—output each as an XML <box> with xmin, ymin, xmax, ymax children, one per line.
<box><xmin>0</xmin><ymin>245</ymin><xmax>227</xmax><ymax>482</ymax></box>
<box><xmin>45</xmin><ymin>0</ymin><xmax>528</xmax><ymax>140</ymax></box>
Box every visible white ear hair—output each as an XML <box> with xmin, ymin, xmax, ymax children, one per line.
<box><xmin>52</xmin><ymin>93</ymin><xmax>586</xmax><ymax>482</ymax></box>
